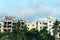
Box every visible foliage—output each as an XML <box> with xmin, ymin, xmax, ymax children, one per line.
<box><xmin>0</xmin><ymin>20</ymin><xmax>55</xmax><ymax>40</ymax></box>
<box><xmin>52</xmin><ymin>19</ymin><xmax>60</xmax><ymax>40</ymax></box>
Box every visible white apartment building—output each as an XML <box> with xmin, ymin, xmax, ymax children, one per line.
<box><xmin>19</xmin><ymin>19</ymin><xmax>28</xmax><ymax>29</ymax></box>
<box><xmin>0</xmin><ymin>16</ymin><xmax>60</xmax><ymax>39</ymax></box>
<box><xmin>26</xmin><ymin>21</ymin><xmax>36</xmax><ymax>30</ymax></box>
<box><xmin>25</xmin><ymin>16</ymin><xmax>54</xmax><ymax>36</ymax></box>
<box><xmin>0</xmin><ymin>16</ymin><xmax>54</xmax><ymax>35</ymax></box>
<box><xmin>0</xmin><ymin>16</ymin><xmax>16</xmax><ymax>32</ymax></box>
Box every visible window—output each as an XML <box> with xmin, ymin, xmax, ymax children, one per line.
<box><xmin>21</xmin><ymin>20</ymin><xmax>23</xmax><ymax>21</ymax></box>
<box><xmin>40</xmin><ymin>27</ymin><xmax>43</xmax><ymax>30</ymax></box>
<box><xmin>13</xmin><ymin>23</ymin><xmax>16</xmax><ymax>25</ymax></box>
<box><xmin>28</xmin><ymin>24</ymin><xmax>30</xmax><ymax>26</ymax></box>
<box><xmin>59</xmin><ymin>33</ymin><xmax>60</xmax><ymax>36</ymax></box>
<box><xmin>4</xmin><ymin>26</ymin><xmax>6</xmax><ymax>28</ymax></box>
<box><xmin>4</xmin><ymin>22</ymin><xmax>7</xmax><ymax>24</ymax></box>
<box><xmin>21</xmin><ymin>26</ymin><xmax>23</xmax><ymax>28</ymax></box>
<box><xmin>8</xmin><ymin>26</ymin><xmax>11</xmax><ymax>28</ymax></box>
<box><xmin>8</xmin><ymin>22</ymin><xmax>11</xmax><ymax>24</ymax></box>
<box><xmin>0</xmin><ymin>23</ymin><xmax>1</xmax><ymax>28</ymax></box>
<box><xmin>4</xmin><ymin>29</ymin><xmax>6</xmax><ymax>32</ymax></box>
<box><xmin>49</xmin><ymin>29</ymin><xmax>51</xmax><ymax>30</ymax></box>
<box><xmin>40</xmin><ymin>27</ymin><xmax>42</xmax><ymax>29</ymax></box>
<box><xmin>49</xmin><ymin>21</ymin><xmax>51</xmax><ymax>23</ymax></box>
<box><xmin>40</xmin><ymin>23</ymin><xmax>41</xmax><ymax>24</ymax></box>
<box><xmin>0</xmin><ymin>23</ymin><xmax>1</xmax><ymax>25</ymax></box>
<box><xmin>28</xmin><ymin>28</ymin><xmax>29</xmax><ymax>29</ymax></box>
<box><xmin>32</xmin><ymin>24</ymin><xmax>34</xmax><ymax>26</ymax></box>
<box><xmin>49</xmin><ymin>25</ymin><xmax>51</xmax><ymax>26</ymax></box>
<box><xmin>43</xmin><ymin>22</ymin><xmax>47</xmax><ymax>25</ymax></box>
<box><xmin>21</xmin><ymin>22</ymin><xmax>24</xmax><ymax>25</ymax></box>
<box><xmin>8</xmin><ymin>29</ymin><xmax>11</xmax><ymax>32</ymax></box>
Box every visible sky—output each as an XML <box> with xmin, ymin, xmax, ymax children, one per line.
<box><xmin>0</xmin><ymin>0</ymin><xmax>60</xmax><ymax>21</ymax></box>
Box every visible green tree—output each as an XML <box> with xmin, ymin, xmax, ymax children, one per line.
<box><xmin>26</xmin><ymin>28</ymin><xmax>36</xmax><ymax>40</ymax></box>
<box><xmin>40</xmin><ymin>26</ymin><xmax>54</xmax><ymax>40</ymax></box>
<box><xmin>52</xmin><ymin>19</ymin><xmax>59</xmax><ymax>40</ymax></box>
<box><xmin>13</xmin><ymin>19</ymin><xmax>28</xmax><ymax>40</ymax></box>
<box><xmin>12</xmin><ymin>19</ymin><xmax>20</xmax><ymax>40</ymax></box>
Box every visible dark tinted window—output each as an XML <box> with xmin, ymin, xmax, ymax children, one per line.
<box><xmin>43</xmin><ymin>22</ymin><xmax>47</xmax><ymax>25</ymax></box>
<box><xmin>49</xmin><ymin>21</ymin><xmax>51</xmax><ymax>23</ymax></box>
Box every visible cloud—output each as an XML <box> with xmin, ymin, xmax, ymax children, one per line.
<box><xmin>0</xmin><ymin>0</ymin><xmax>60</xmax><ymax>21</ymax></box>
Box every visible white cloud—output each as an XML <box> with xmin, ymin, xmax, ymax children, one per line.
<box><xmin>0</xmin><ymin>0</ymin><xmax>60</xmax><ymax>21</ymax></box>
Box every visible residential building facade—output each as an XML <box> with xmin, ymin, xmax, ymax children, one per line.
<box><xmin>26</xmin><ymin>16</ymin><xmax>54</xmax><ymax>35</ymax></box>
<box><xmin>0</xmin><ymin>16</ymin><xmax>16</xmax><ymax>32</ymax></box>
<box><xmin>0</xmin><ymin>16</ymin><xmax>54</xmax><ymax>35</ymax></box>
<box><xmin>0</xmin><ymin>16</ymin><xmax>60</xmax><ymax>39</ymax></box>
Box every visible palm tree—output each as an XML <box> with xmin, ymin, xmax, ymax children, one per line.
<box><xmin>12</xmin><ymin>19</ymin><xmax>20</xmax><ymax>40</ymax></box>
<box><xmin>16</xmin><ymin>20</ymin><xmax>21</xmax><ymax>40</ymax></box>
<box><xmin>13</xmin><ymin>19</ymin><xmax>28</xmax><ymax>40</ymax></box>
<box><xmin>53</xmin><ymin>19</ymin><xmax>59</xmax><ymax>40</ymax></box>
